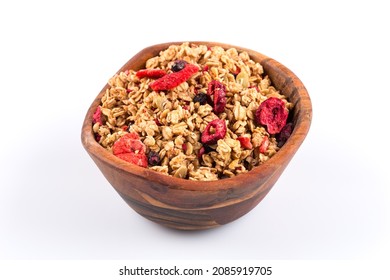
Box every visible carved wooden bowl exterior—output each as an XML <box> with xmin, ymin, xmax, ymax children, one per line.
<box><xmin>81</xmin><ymin>42</ymin><xmax>312</xmax><ymax>230</ymax></box>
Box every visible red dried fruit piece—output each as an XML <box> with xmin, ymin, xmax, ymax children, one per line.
<box><xmin>231</xmin><ymin>65</ymin><xmax>241</xmax><ymax>75</ymax></box>
<box><xmin>154</xmin><ymin>118</ymin><xmax>162</xmax><ymax>126</ymax></box>
<box><xmin>201</xmin><ymin>119</ymin><xmax>227</xmax><ymax>145</ymax></box>
<box><xmin>255</xmin><ymin>97</ymin><xmax>289</xmax><ymax>134</ymax></box>
<box><xmin>197</xmin><ymin>146</ymin><xmax>206</xmax><ymax>159</ymax></box>
<box><xmin>112</xmin><ymin>132</ymin><xmax>146</xmax><ymax>156</ymax></box>
<box><xmin>259</xmin><ymin>136</ymin><xmax>269</xmax><ymax>154</ymax></box>
<box><xmin>112</xmin><ymin>132</ymin><xmax>148</xmax><ymax>167</ymax></box>
<box><xmin>116</xmin><ymin>153</ymin><xmax>148</xmax><ymax>168</ymax></box>
<box><xmin>207</xmin><ymin>80</ymin><xmax>227</xmax><ymax>114</ymax></box>
<box><xmin>237</xmin><ymin>136</ymin><xmax>253</xmax><ymax>149</ymax></box>
<box><xmin>150</xmin><ymin>63</ymin><xmax>198</xmax><ymax>91</ymax></box>
<box><xmin>92</xmin><ymin>106</ymin><xmax>103</xmax><ymax>125</ymax></box>
<box><xmin>136</xmin><ymin>69</ymin><xmax>166</xmax><ymax>79</ymax></box>
<box><xmin>277</xmin><ymin>122</ymin><xmax>293</xmax><ymax>147</ymax></box>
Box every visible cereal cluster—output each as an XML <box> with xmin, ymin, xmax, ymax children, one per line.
<box><xmin>92</xmin><ymin>42</ymin><xmax>293</xmax><ymax>181</ymax></box>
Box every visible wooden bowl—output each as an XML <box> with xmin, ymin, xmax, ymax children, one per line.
<box><xmin>81</xmin><ymin>41</ymin><xmax>312</xmax><ymax>230</ymax></box>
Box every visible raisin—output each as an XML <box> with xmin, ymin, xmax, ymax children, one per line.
<box><xmin>150</xmin><ymin>63</ymin><xmax>198</xmax><ymax>91</ymax></box>
<box><xmin>201</xmin><ymin>119</ymin><xmax>227</xmax><ymax>145</ymax></box>
<box><xmin>148</xmin><ymin>151</ymin><xmax>161</xmax><ymax>166</ymax></box>
<box><xmin>207</xmin><ymin>80</ymin><xmax>226</xmax><ymax>114</ymax></box>
<box><xmin>136</xmin><ymin>69</ymin><xmax>166</xmax><ymax>79</ymax></box>
<box><xmin>237</xmin><ymin>136</ymin><xmax>253</xmax><ymax>149</ymax></box>
<box><xmin>193</xmin><ymin>92</ymin><xmax>209</xmax><ymax>105</ymax></box>
<box><xmin>255</xmin><ymin>97</ymin><xmax>289</xmax><ymax>134</ymax></box>
<box><xmin>171</xmin><ymin>60</ymin><xmax>187</xmax><ymax>72</ymax></box>
<box><xmin>277</xmin><ymin>122</ymin><xmax>293</xmax><ymax>147</ymax></box>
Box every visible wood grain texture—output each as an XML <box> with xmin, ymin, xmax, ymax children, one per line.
<box><xmin>81</xmin><ymin>41</ymin><xmax>312</xmax><ymax>230</ymax></box>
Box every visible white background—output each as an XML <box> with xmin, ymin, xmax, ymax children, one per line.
<box><xmin>1</xmin><ymin>0</ymin><xmax>389</xmax><ymax>266</ymax></box>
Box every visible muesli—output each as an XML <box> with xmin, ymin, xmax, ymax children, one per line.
<box><xmin>92</xmin><ymin>42</ymin><xmax>293</xmax><ymax>181</ymax></box>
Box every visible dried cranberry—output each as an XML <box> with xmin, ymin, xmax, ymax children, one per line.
<box><xmin>150</xmin><ymin>63</ymin><xmax>198</xmax><ymax>91</ymax></box>
<box><xmin>148</xmin><ymin>151</ymin><xmax>161</xmax><ymax>166</ymax></box>
<box><xmin>201</xmin><ymin>119</ymin><xmax>227</xmax><ymax>145</ymax></box>
<box><xmin>154</xmin><ymin>118</ymin><xmax>162</xmax><ymax>126</ymax></box>
<box><xmin>197</xmin><ymin>146</ymin><xmax>206</xmax><ymax>159</ymax></box>
<box><xmin>255</xmin><ymin>97</ymin><xmax>289</xmax><ymax>134</ymax></box>
<box><xmin>193</xmin><ymin>92</ymin><xmax>209</xmax><ymax>105</ymax></box>
<box><xmin>171</xmin><ymin>60</ymin><xmax>187</xmax><ymax>72</ymax></box>
<box><xmin>237</xmin><ymin>136</ymin><xmax>253</xmax><ymax>149</ymax></box>
<box><xmin>277</xmin><ymin>122</ymin><xmax>293</xmax><ymax>147</ymax></box>
<box><xmin>94</xmin><ymin>133</ymin><xmax>101</xmax><ymax>142</ymax></box>
<box><xmin>207</xmin><ymin>80</ymin><xmax>226</xmax><ymax>114</ymax></box>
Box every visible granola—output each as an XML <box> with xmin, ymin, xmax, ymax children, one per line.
<box><xmin>93</xmin><ymin>42</ymin><xmax>293</xmax><ymax>181</ymax></box>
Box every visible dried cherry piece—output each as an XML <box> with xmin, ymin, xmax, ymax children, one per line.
<box><xmin>255</xmin><ymin>97</ymin><xmax>288</xmax><ymax>134</ymax></box>
<box><xmin>136</xmin><ymin>69</ymin><xmax>166</xmax><ymax>79</ymax></box>
<box><xmin>201</xmin><ymin>119</ymin><xmax>227</xmax><ymax>145</ymax></box>
<box><xmin>92</xmin><ymin>106</ymin><xmax>103</xmax><ymax>125</ymax></box>
<box><xmin>150</xmin><ymin>63</ymin><xmax>198</xmax><ymax>91</ymax></box>
<box><xmin>207</xmin><ymin>80</ymin><xmax>226</xmax><ymax>114</ymax></box>
<box><xmin>112</xmin><ymin>132</ymin><xmax>146</xmax><ymax>156</ymax></box>
<box><xmin>171</xmin><ymin>60</ymin><xmax>187</xmax><ymax>72</ymax></box>
<box><xmin>148</xmin><ymin>151</ymin><xmax>161</xmax><ymax>166</ymax></box>
<box><xmin>277</xmin><ymin>122</ymin><xmax>293</xmax><ymax>147</ymax></box>
<box><xmin>237</xmin><ymin>136</ymin><xmax>253</xmax><ymax>149</ymax></box>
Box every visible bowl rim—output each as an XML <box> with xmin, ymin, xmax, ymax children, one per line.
<box><xmin>81</xmin><ymin>41</ymin><xmax>312</xmax><ymax>192</ymax></box>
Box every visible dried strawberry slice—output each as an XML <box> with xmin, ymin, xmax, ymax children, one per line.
<box><xmin>255</xmin><ymin>97</ymin><xmax>289</xmax><ymax>134</ymax></box>
<box><xmin>207</xmin><ymin>80</ymin><xmax>227</xmax><ymax>114</ymax></box>
<box><xmin>201</xmin><ymin>119</ymin><xmax>227</xmax><ymax>145</ymax></box>
<box><xmin>112</xmin><ymin>132</ymin><xmax>148</xmax><ymax>167</ymax></box>
<box><xmin>150</xmin><ymin>63</ymin><xmax>198</xmax><ymax>91</ymax></box>
<box><xmin>116</xmin><ymin>153</ymin><xmax>148</xmax><ymax>168</ymax></box>
<box><xmin>92</xmin><ymin>106</ymin><xmax>103</xmax><ymax>125</ymax></box>
<box><xmin>259</xmin><ymin>136</ymin><xmax>269</xmax><ymax>154</ymax></box>
<box><xmin>136</xmin><ymin>69</ymin><xmax>166</xmax><ymax>79</ymax></box>
<box><xmin>237</xmin><ymin>136</ymin><xmax>253</xmax><ymax>149</ymax></box>
<box><xmin>112</xmin><ymin>132</ymin><xmax>146</xmax><ymax>156</ymax></box>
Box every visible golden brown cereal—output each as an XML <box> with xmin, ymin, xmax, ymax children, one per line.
<box><xmin>94</xmin><ymin>42</ymin><xmax>292</xmax><ymax>180</ymax></box>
